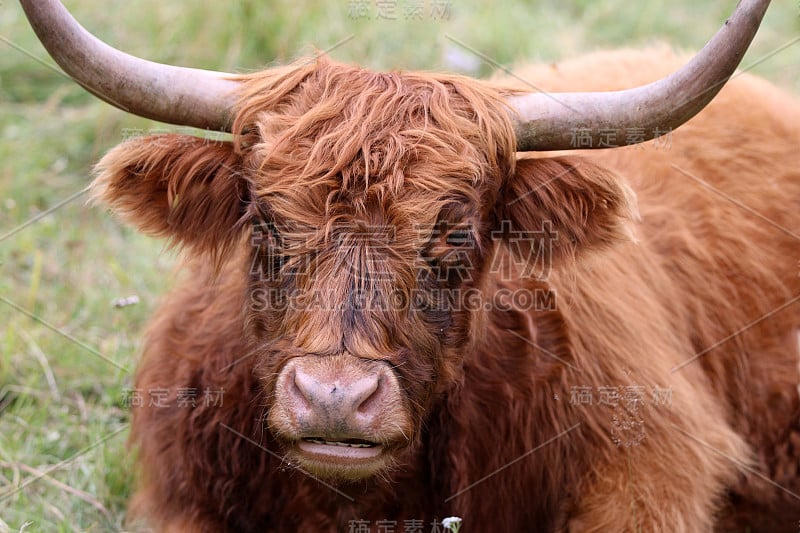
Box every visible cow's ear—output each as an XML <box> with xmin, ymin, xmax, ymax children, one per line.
<box><xmin>92</xmin><ymin>134</ymin><xmax>249</xmax><ymax>259</ymax></box>
<box><xmin>494</xmin><ymin>156</ymin><xmax>638</xmax><ymax>268</ymax></box>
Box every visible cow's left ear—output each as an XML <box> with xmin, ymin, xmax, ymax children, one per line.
<box><xmin>494</xmin><ymin>156</ymin><xmax>638</xmax><ymax>267</ymax></box>
<box><xmin>92</xmin><ymin>134</ymin><xmax>249</xmax><ymax>259</ymax></box>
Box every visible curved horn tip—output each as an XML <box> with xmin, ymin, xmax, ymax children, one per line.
<box><xmin>509</xmin><ymin>0</ymin><xmax>771</xmax><ymax>152</ymax></box>
<box><xmin>19</xmin><ymin>0</ymin><xmax>238</xmax><ymax>130</ymax></box>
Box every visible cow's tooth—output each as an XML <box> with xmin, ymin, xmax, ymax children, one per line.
<box><xmin>305</xmin><ymin>438</ymin><xmax>377</xmax><ymax>448</ymax></box>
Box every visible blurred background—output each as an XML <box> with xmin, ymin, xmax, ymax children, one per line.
<box><xmin>0</xmin><ymin>0</ymin><xmax>798</xmax><ymax>529</ymax></box>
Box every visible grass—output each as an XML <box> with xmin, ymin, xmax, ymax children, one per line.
<box><xmin>0</xmin><ymin>0</ymin><xmax>798</xmax><ymax>530</ymax></box>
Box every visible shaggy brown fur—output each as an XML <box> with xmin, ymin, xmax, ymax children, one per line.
<box><xmin>92</xmin><ymin>49</ymin><xmax>800</xmax><ymax>531</ymax></box>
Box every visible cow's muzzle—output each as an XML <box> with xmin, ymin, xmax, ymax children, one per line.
<box><xmin>268</xmin><ymin>354</ymin><xmax>411</xmax><ymax>480</ymax></box>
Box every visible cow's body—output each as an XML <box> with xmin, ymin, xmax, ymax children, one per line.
<box><xmin>117</xmin><ymin>49</ymin><xmax>800</xmax><ymax>532</ymax></box>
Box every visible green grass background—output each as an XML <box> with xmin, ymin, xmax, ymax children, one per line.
<box><xmin>0</xmin><ymin>0</ymin><xmax>798</xmax><ymax>530</ymax></box>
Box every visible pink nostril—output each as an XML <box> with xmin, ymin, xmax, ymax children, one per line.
<box><xmin>289</xmin><ymin>365</ymin><xmax>383</xmax><ymax>421</ymax></box>
<box><xmin>291</xmin><ymin>368</ymin><xmax>317</xmax><ymax>408</ymax></box>
<box><xmin>351</xmin><ymin>376</ymin><xmax>381</xmax><ymax>416</ymax></box>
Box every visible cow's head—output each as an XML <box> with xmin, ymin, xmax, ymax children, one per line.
<box><xmin>21</xmin><ymin>0</ymin><xmax>769</xmax><ymax>481</ymax></box>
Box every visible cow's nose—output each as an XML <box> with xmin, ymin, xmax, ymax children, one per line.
<box><xmin>284</xmin><ymin>359</ymin><xmax>387</xmax><ymax>424</ymax></box>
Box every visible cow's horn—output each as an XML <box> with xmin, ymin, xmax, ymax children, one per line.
<box><xmin>19</xmin><ymin>0</ymin><xmax>238</xmax><ymax>131</ymax></box>
<box><xmin>509</xmin><ymin>0</ymin><xmax>771</xmax><ymax>151</ymax></box>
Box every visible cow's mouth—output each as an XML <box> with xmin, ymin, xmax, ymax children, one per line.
<box><xmin>301</xmin><ymin>437</ymin><xmax>378</xmax><ymax>448</ymax></box>
<box><xmin>288</xmin><ymin>436</ymin><xmax>389</xmax><ymax>479</ymax></box>
<box><xmin>297</xmin><ymin>437</ymin><xmax>383</xmax><ymax>460</ymax></box>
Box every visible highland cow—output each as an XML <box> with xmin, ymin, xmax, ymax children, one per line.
<box><xmin>21</xmin><ymin>0</ymin><xmax>800</xmax><ymax>531</ymax></box>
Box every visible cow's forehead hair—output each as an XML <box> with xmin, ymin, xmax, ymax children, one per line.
<box><xmin>231</xmin><ymin>54</ymin><xmax>518</xmax><ymax>212</ymax></box>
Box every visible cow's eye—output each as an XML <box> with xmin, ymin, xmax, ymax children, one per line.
<box><xmin>445</xmin><ymin>228</ymin><xmax>473</xmax><ymax>248</ymax></box>
<box><xmin>251</xmin><ymin>218</ymin><xmax>287</xmax><ymax>278</ymax></box>
<box><xmin>252</xmin><ymin>218</ymin><xmax>282</xmax><ymax>246</ymax></box>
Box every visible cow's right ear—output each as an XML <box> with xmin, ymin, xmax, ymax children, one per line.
<box><xmin>92</xmin><ymin>134</ymin><xmax>249</xmax><ymax>259</ymax></box>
